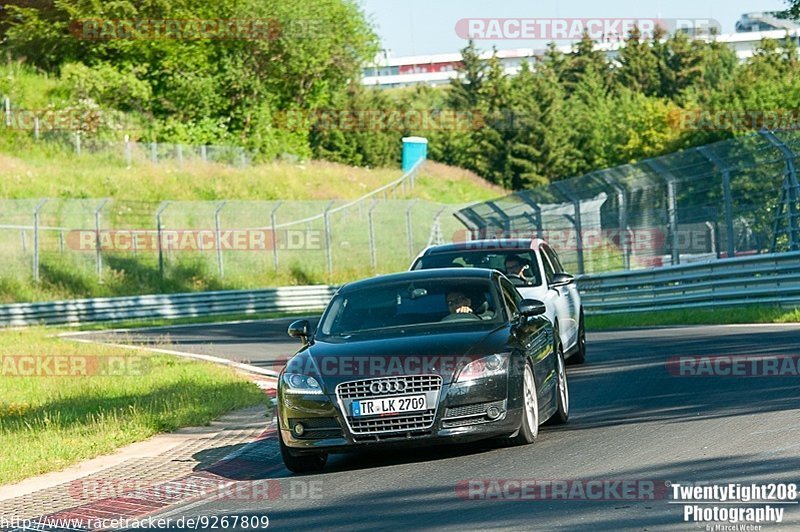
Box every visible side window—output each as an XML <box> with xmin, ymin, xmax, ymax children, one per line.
<box><xmin>542</xmin><ymin>245</ymin><xmax>565</xmax><ymax>273</ymax></box>
<box><xmin>500</xmin><ymin>278</ymin><xmax>522</xmax><ymax>319</ymax></box>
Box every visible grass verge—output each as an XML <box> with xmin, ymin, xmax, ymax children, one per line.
<box><xmin>586</xmin><ymin>306</ymin><xmax>800</xmax><ymax>331</ymax></box>
<box><xmin>0</xmin><ymin>327</ymin><xmax>268</xmax><ymax>485</ymax></box>
<box><xmin>67</xmin><ymin>310</ymin><xmax>317</xmax><ymax>332</ymax></box>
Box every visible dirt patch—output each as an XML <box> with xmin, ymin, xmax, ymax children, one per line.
<box><xmin>0</xmin><ymin>153</ymin><xmax>31</xmax><ymax>174</ymax></box>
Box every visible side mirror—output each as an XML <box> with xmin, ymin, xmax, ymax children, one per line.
<box><xmin>550</xmin><ymin>272</ymin><xmax>574</xmax><ymax>288</ymax></box>
<box><xmin>287</xmin><ymin>319</ymin><xmax>310</xmax><ymax>343</ymax></box>
<box><xmin>518</xmin><ymin>299</ymin><xmax>546</xmax><ymax>317</ymax></box>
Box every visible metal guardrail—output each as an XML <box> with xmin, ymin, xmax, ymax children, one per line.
<box><xmin>0</xmin><ymin>285</ymin><xmax>337</xmax><ymax>327</ymax></box>
<box><xmin>577</xmin><ymin>250</ymin><xmax>800</xmax><ymax>314</ymax></box>
<box><xmin>2</xmin><ymin>251</ymin><xmax>799</xmax><ymax>326</ymax></box>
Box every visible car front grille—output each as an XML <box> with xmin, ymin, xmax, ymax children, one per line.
<box><xmin>336</xmin><ymin>374</ymin><xmax>442</xmax><ymax>400</ymax></box>
<box><xmin>347</xmin><ymin>409</ymin><xmax>437</xmax><ymax>434</ymax></box>
<box><xmin>336</xmin><ymin>375</ymin><xmax>442</xmax><ymax>435</ymax></box>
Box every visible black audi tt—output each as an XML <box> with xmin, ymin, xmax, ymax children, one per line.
<box><xmin>277</xmin><ymin>268</ymin><xmax>569</xmax><ymax>472</ymax></box>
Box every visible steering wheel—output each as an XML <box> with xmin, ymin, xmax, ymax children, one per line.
<box><xmin>440</xmin><ymin>312</ymin><xmax>481</xmax><ymax>322</ymax></box>
<box><xmin>505</xmin><ymin>273</ymin><xmax>527</xmax><ymax>287</ymax></box>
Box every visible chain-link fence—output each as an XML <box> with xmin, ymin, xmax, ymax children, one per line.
<box><xmin>2</xmin><ymin>95</ymin><xmax>256</xmax><ymax>167</ymax></box>
<box><xmin>0</xmin><ymin>165</ymin><xmax>469</xmax><ymax>296</ymax></box>
<box><xmin>456</xmin><ymin>130</ymin><xmax>800</xmax><ymax>275</ymax></box>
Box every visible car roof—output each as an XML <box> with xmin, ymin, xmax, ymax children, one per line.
<box><xmin>339</xmin><ymin>268</ymin><xmax>496</xmax><ymax>293</ymax></box>
<box><xmin>420</xmin><ymin>239</ymin><xmax>537</xmax><ymax>255</ymax></box>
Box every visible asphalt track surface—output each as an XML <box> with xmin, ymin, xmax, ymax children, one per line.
<box><xmin>84</xmin><ymin>322</ymin><xmax>800</xmax><ymax>531</ymax></box>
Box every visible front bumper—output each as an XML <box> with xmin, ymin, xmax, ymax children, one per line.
<box><xmin>278</xmin><ymin>374</ymin><xmax>521</xmax><ymax>454</ymax></box>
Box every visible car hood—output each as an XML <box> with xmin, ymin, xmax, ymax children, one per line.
<box><xmin>285</xmin><ymin>326</ymin><xmax>511</xmax><ymax>390</ymax></box>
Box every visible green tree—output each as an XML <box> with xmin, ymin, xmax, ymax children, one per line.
<box><xmin>615</xmin><ymin>26</ymin><xmax>660</xmax><ymax>95</ymax></box>
<box><xmin>562</xmin><ymin>31</ymin><xmax>610</xmax><ymax>92</ymax></box>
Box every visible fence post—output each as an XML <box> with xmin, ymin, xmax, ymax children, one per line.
<box><xmin>33</xmin><ymin>199</ymin><xmax>47</xmax><ymax>285</ymax></box>
<box><xmin>553</xmin><ymin>182</ymin><xmax>585</xmax><ymax>274</ymax></box>
<box><xmin>368</xmin><ymin>200</ymin><xmax>379</xmax><ymax>270</ymax></box>
<box><xmin>156</xmin><ymin>202</ymin><xmax>171</xmax><ymax>277</ymax></box>
<box><xmin>214</xmin><ymin>201</ymin><xmax>226</xmax><ymax>278</ymax></box>
<box><xmin>705</xmin><ymin>221</ymin><xmax>717</xmax><ymax>257</ymax></box>
<box><xmin>645</xmin><ymin>159</ymin><xmax>680</xmax><ymax>266</ymax></box>
<box><xmin>59</xmin><ymin>230</ymin><xmax>64</xmax><ymax>253</ymax></box>
<box><xmin>270</xmin><ymin>202</ymin><xmax>282</xmax><ymax>272</ymax></box>
<box><xmin>150</xmin><ymin>142</ymin><xmax>158</xmax><ymax>163</ymax></box>
<box><xmin>486</xmin><ymin>201</ymin><xmax>512</xmax><ymax>237</ymax></box>
<box><xmin>201</xmin><ymin>145</ymin><xmax>207</xmax><ymax>162</ymax></box>
<box><xmin>516</xmin><ymin>193</ymin><xmax>544</xmax><ymax>239</ymax></box>
<box><xmin>74</xmin><ymin>131</ymin><xmax>81</xmax><ymax>155</ymax></box>
<box><xmin>698</xmin><ymin>146</ymin><xmax>736</xmax><ymax>259</ymax></box>
<box><xmin>601</xmin><ymin>174</ymin><xmax>631</xmax><ymax>270</ymax></box>
<box><xmin>427</xmin><ymin>207</ymin><xmax>447</xmax><ymax>247</ymax></box>
<box><xmin>760</xmin><ymin>131</ymin><xmax>800</xmax><ymax>252</ymax></box>
<box><xmin>34</xmin><ymin>116</ymin><xmax>40</xmax><ymax>141</ymax></box>
<box><xmin>177</xmin><ymin>144</ymin><xmax>183</xmax><ymax>167</ymax></box>
<box><xmin>124</xmin><ymin>135</ymin><xmax>132</xmax><ymax>166</ymax></box>
<box><xmin>323</xmin><ymin>201</ymin><xmax>335</xmax><ymax>276</ymax></box>
<box><xmin>406</xmin><ymin>200</ymin><xmax>418</xmax><ymax>258</ymax></box>
<box><xmin>4</xmin><ymin>96</ymin><xmax>10</xmax><ymax>126</ymax></box>
<box><xmin>94</xmin><ymin>199</ymin><xmax>109</xmax><ymax>279</ymax></box>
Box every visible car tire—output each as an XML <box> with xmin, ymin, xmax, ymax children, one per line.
<box><xmin>278</xmin><ymin>420</ymin><xmax>328</xmax><ymax>474</ymax></box>
<box><xmin>548</xmin><ymin>342</ymin><xmax>570</xmax><ymax>425</ymax></box>
<box><xmin>509</xmin><ymin>361</ymin><xmax>539</xmax><ymax>445</ymax></box>
<box><xmin>568</xmin><ymin>311</ymin><xmax>587</xmax><ymax>365</ymax></box>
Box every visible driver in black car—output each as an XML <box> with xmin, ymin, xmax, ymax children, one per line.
<box><xmin>446</xmin><ymin>290</ymin><xmax>474</xmax><ymax>315</ymax></box>
<box><xmin>444</xmin><ymin>290</ymin><xmax>495</xmax><ymax>320</ymax></box>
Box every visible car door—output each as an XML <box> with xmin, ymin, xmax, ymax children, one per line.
<box><xmin>538</xmin><ymin>245</ymin><xmax>576</xmax><ymax>352</ymax></box>
<box><xmin>499</xmin><ymin>277</ymin><xmax>555</xmax><ymax>409</ymax></box>
<box><xmin>542</xmin><ymin>244</ymin><xmax>580</xmax><ymax>351</ymax></box>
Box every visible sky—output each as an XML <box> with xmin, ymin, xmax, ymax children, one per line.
<box><xmin>359</xmin><ymin>0</ymin><xmax>789</xmax><ymax>57</ymax></box>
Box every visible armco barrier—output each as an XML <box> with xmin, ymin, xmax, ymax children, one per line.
<box><xmin>2</xmin><ymin>251</ymin><xmax>799</xmax><ymax>326</ymax></box>
<box><xmin>577</xmin><ymin>250</ymin><xmax>800</xmax><ymax>315</ymax></box>
<box><xmin>0</xmin><ymin>285</ymin><xmax>337</xmax><ymax>327</ymax></box>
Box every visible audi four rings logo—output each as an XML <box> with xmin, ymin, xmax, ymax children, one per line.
<box><xmin>370</xmin><ymin>379</ymin><xmax>407</xmax><ymax>394</ymax></box>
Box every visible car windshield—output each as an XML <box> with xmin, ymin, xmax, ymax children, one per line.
<box><xmin>317</xmin><ymin>278</ymin><xmax>503</xmax><ymax>338</ymax></box>
<box><xmin>412</xmin><ymin>249</ymin><xmax>542</xmax><ymax>287</ymax></box>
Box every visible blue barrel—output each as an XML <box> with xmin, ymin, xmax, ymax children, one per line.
<box><xmin>402</xmin><ymin>136</ymin><xmax>428</xmax><ymax>172</ymax></box>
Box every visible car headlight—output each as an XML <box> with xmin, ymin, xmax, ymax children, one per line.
<box><xmin>455</xmin><ymin>353</ymin><xmax>511</xmax><ymax>383</ymax></box>
<box><xmin>282</xmin><ymin>373</ymin><xmax>324</xmax><ymax>395</ymax></box>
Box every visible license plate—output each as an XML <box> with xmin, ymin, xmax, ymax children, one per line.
<box><xmin>351</xmin><ymin>394</ymin><xmax>427</xmax><ymax>417</ymax></box>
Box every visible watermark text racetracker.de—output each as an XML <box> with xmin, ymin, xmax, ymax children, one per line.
<box><xmin>455</xmin><ymin>18</ymin><xmax>721</xmax><ymax>41</ymax></box>
<box><xmin>66</xmin><ymin>229</ymin><xmax>322</xmax><ymax>252</ymax></box>
<box><xmin>669</xmin><ymin>482</ymin><xmax>798</xmax><ymax>527</ymax></box>
<box><xmin>667</xmin><ymin>355</ymin><xmax>800</xmax><ymax>377</ymax></box>
<box><xmin>69</xmin><ymin>477</ymin><xmax>323</xmax><ymax>502</ymax></box>
<box><xmin>455</xmin><ymin>479</ymin><xmax>668</xmax><ymax>500</ymax></box>
<box><xmin>0</xmin><ymin>355</ymin><xmax>147</xmax><ymax>377</ymax></box>
<box><xmin>0</xmin><ymin>514</ymin><xmax>270</xmax><ymax>531</ymax></box>
<box><xmin>669</xmin><ymin>109</ymin><xmax>800</xmax><ymax>132</ymax></box>
<box><xmin>69</xmin><ymin>18</ymin><xmax>326</xmax><ymax>41</ymax></box>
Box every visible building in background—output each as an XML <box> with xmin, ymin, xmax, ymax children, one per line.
<box><xmin>735</xmin><ymin>12</ymin><xmax>800</xmax><ymax>33</ymax></box>
<box><xmin>363</xmin><ymin>16</ymin><xmax>800</xmax><ymax>88</ymax></box>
